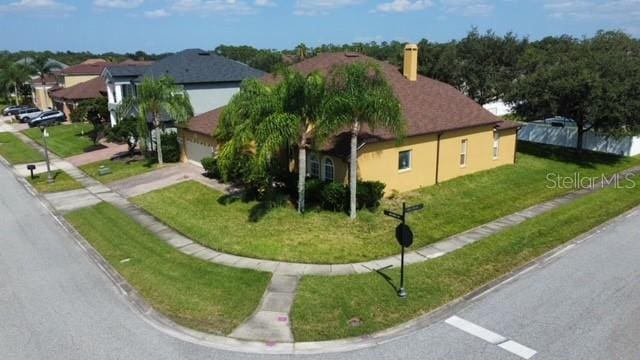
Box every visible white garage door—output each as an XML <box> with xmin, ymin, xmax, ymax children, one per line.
<box><xmin>185</xmin><ymin>140</ymin><xmax>214</xmax><ymax>167</ymax></box>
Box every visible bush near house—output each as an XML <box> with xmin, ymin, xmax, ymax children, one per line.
<box><xmin>305</xmin><ymin>179</ymin><xmax>386</xmax><ymax>212</ymax></box>
<box><xmin>159</xmin><ymin>132</ymin><xmax>180</xmax><ymax>163</ymax></box>
<box><xmin>200</xmin><ymin>156</ymin><xmax>220</xmax><ymax>178</ymax></box>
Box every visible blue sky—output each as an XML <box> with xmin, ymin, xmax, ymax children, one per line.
<box><xmin>1</xmin><ymin>0</ymin><xmax>638</xmax><ymax>53</ymax></box>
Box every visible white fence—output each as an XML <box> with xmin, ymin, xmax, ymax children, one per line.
<box><xmin>518</xmin><ymin>122</ymin><xmax>640</xmax><ymax>157</ymax></box>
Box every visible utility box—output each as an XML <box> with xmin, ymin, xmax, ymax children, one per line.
<box><xmin>98</xmin><ymin>166</ymin><xmax>112</xmax><ymax>176</ymax></box>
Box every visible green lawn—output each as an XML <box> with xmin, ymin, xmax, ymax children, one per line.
<box><xmin>292</xmin><ymin>175</ymin><xmax>640</xmax><ymax>341</ymax></box>
<box><xmin>0</xmin><ymin>132</ymin><xmax>44</xmax><ymax>164</ymax></box>
<box><xmin>22</xmin><ymin>123</ymin><xmax>95</xmax><ymax>158</ymax></box>
<box><xmin>26</xmin><ymin>170</ymin><xmax>83</xmax><ymax>193</ymax></box>
<box><xmin>79</xmin><ymin>158</ymin><xmax>157</xmax><ymax>183</ymax></box>
<box><xmin>65</xmin><ymin>202</ymin><xmax>271</xmax><ymax>335</ymax></box>
<box><xmin>132</xmin><ymin>142</ymin><xmax>640</xmax><ymax>264</ymax></box>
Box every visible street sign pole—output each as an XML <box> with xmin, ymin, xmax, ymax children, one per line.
<box><xmin>40</xmin><ymin>126</ymin><xmax>53</xmax><ymax>184</ymax></box>
<box><xmin>398</xmin><ymin>202</ymin><xmax>407</xmax><ymax>298</ymax></box>
<box><xmin>384</xmin><ymin>202</ymin><xmax>423</xmax><ymax>299</ymax></box>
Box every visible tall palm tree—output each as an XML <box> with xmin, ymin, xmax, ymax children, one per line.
<box><xmin>29</xmin><ymin>56</ymin><xmax>62</xmax><ymax>108</ymax></box>
<box><xmin>216</xmin><ymin>70</ymin><xmax>326</xmax><ymax>213</ymax></box>
<box><xmin>320</xmin><ymin>62</ymin><xmax>404</xmax><ymax>219</ymax></box>
<box><xmin>0</xmin><ymin>62</ymin><xmax>31</xmax><ymax>105</ymax></box>
<box><xmin>120</xmin><ymin>77</ymin><xmax>194</xmax><ymax>164</ymax></box>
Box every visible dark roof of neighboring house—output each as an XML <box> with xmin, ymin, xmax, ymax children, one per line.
<box><xmin>49</xmin><ymin>76</ymin><xmax>106</xmax><ymax>101</ymax></box>
<box><xmin>187</xmin><ymin>53</ymin><xmax>518</xmax><ymax>142</ymax></box>
<box><xmin>62</xmin><ymin>61</ymin><xmax>111</xmax><ymax>76</ymax></box>
<box><xmin>137</xmin><ymin>49</ymin><xmax>266</xmax><ymax>84</ymax></box>
<box><xmin>103</xmin><ymin>60</ymin><xmax>154</xmax><ymax>78</ymax></box>
<box><xmin>186</xmin><ymin>107</ymin><xmax>224</xmax><ymax>136</ymax></box>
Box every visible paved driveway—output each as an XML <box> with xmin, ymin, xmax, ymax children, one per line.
<box><xmin>1</xmin><ymin>160</ymin><xmax>639</xmax><ymax>359</ymax></box>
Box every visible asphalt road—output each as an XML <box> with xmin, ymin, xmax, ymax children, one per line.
<box><xmin>1</xmin><ymin>161</ymin><xmax>639</xmax><ymax>360</ymax></box>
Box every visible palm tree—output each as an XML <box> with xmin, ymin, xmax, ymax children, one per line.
<box><xmin>296</xmin><ymin>43</ymin><xmax>309</xmax><ymax>60</ymax></box>
<box><xmin>320</xmin><ymin>62</ymin><xmax>404</xmax><ymax>219</ymax></box>
<box><xmin>216</xmin><ymin>70</ymin><xmax>326</xmax><ymax>213</ymax></box>
<box><xmin>0</xmin><ymin>62</ymin><xmax>31</xmax><ymax>105</ymax></box>
<box><xmin>120</xmin><ymin>77</ymin><xmax>194</xmax><ymax>164</ymax></box>
<box><xmin>29</xmin><ymin>56</ymin><xmax>62</xmax><ymax>91</ymax></box>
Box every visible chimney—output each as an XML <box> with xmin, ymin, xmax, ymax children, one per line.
<box><xmin>403</xmin><ymin>43</ymin><xmax>418</xmax><ymax>81</ymax></box>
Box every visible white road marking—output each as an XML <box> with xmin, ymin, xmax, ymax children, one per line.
<box><xmin>499</xmin><ymin>340</ymin><xmax>537</xmax><ymax>359</ymax></box>
<box><xmin>444</xmin><ymin>316</ymin><xmax>506</xmax><ymax>344</ymax></box>
<box><xmin>445</xmin><ymin>316</ymin><xmax>537</xmax><ymax>359</ymax></box>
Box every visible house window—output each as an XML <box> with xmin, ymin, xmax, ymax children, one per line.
<box><xmin>309</xmin><ymin>153</ymin><xmax>320</xmax><ymax>178</ymax></box>
<box><xmin>460</xmin><ymin>139</ymin><xmax>468</xmax><ymax>167</ymax></box>
<box><xmin>493</xmin><ymin>132</ymin><xmax>500</xmax><ymax>159</ymax></box>
<box><xmin>398</xmin><ymin>150</ymin><xmax>412</xmax><ymax>171</ymax></box>
<box><xmin>323</xmin><ymin>157</ymin><xmax>334</xmax><ymax>182</ymax></box>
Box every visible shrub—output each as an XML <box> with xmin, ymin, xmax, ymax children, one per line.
<box><xmin>305</xmin><ymin>178</ymin><xmax>325</xmax><ymax>207</ymax></box>
<box><xmin>200</xmin><ymin>156</ymin><xmax>220</xmax><ymax>178</ymax></box>
<box><xmin>321</xmin><ymin>182</ymin><xmax>347</xmax><ymax>211</ymax></box>
<box><xmin>356</xmin><ymin>181</ymin><xmax>386</xmax><ymax>210</ymax></box>
<box><xmin>160</xmin><ymin>132</ymin><xmax>180</xmax><ymax>163</ymax></box>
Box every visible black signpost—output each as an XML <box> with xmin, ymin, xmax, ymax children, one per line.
<box><xmin>384</xmin><ymin>202</ymin><xmax>424</xmax><ymax>299</ymax></box>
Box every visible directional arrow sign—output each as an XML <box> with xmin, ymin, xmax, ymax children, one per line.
<box><xmin>383</xmin><ymin>210</ymin><xmax>403</xmax><ymax>221</ymax></box>
<box><xmin>405</xmin><ymin>204</ymin><xmax>424</xmax><ymax>213</ymax></box>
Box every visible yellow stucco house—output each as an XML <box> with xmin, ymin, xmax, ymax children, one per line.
<box><xmin>183</xmin><ymin>45</ymin><xmax>519</xmax><ymax>194</ymax></box>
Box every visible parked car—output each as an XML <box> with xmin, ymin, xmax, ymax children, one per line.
<box><xmin>15</xmin><ymin>107</ymin><xmax>42</xmax><ymax>123</ymax></box>
<box><xmin>3</xmin><ymin>105</ymin><xmax>29</xmax><ymax>116</ymax></box>
<box><xmin>28</xmin><ymin>110</ymin><xmax>66</xmax><ymax>128</ymax></box>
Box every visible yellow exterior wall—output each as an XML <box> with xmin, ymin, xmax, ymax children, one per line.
<box><xmin>33</xmin><ymin>86</ymin><xmax>53</xmax><ymax>109</ymax></box>
<box><xmin>63</xmin><ymin>75</ymin><xmax>98</xmax><ymax>88</ymax></box>
<box><xmin>357</xmin><ymin>133</ymin><xmax>439</xmax><ymax>193</ymax></box>
<box><xmin>437</xmin><ymin>126</ymin><xmax>516</xmax><ymax>183</ymax></box>
<box><xmin>333</xmin><ymin>125</ymin><xmax>518</xmax><ymax>195</ymax></box>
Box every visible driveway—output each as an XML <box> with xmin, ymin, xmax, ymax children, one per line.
<box><xmin>1</xmin><ymin>159</ymin><xmax>639</xmax><ymax>359</ymax></box>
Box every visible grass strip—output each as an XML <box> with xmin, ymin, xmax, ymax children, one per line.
<box><xmin>79</xmin><ymin>158</ymin><xmax>157</xmax><ymax>183</ymax></box>
<box><xmin>23</xmin><ymin>123</ymin><xmax>95</xmax><ymax>157</ymax></box>
<box><xmin>65</xmin><ymin>202</ymin><xmax>271</xmax><ymax>335</ymax></box>
<box><xmin>26</xmin><ymin>170</ymin><xmax>83</xmax><ymax>193</ymax></box>
<box><xmin>0</xmin><ymin>132</ymin><xmax>44</xmax><ymax>164</ymax></box>
<box><xmin>291</xmin><ymin>175</ymin><xmax>640</xmax><ymax>341</ymax></box>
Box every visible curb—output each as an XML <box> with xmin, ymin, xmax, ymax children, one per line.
<box><xmin>2</xmin><ymin>146</ymin><xmax>639</xmax><ymax>354</ymax></box>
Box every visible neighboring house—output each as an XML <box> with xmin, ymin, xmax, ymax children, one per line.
<box><xmin>185</xmin><ymin>46</ymin><xmax>520</xmax><ymax>194</ymax></box>
<box><xmin>49</xmin><ymin>76</ymin><xmax>107</xmax><ymax>117</ymax></box>
<box><xmin>518</xmin><ymin>118</ymin><xmax>640</xmax><ymax>156</ymax></box>
<box><xmin>103</xmin><ymin>49</ymin><xmax>265</xmax><ymax>163</ymax></box>
<box><xmin>47</xmin><ymin>61</ymin><xmax>111</xmax><ymax>116</ymax></box>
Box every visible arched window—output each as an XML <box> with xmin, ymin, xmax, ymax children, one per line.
<box><xmin>309</xmin><ymin>153</ymin><xmax>320</xmax><ymax>178</ymax></box>
<box><xmin>323</xmin><ymin>157</ymin><xmax>335</xmax><ymax>182</ymax></box>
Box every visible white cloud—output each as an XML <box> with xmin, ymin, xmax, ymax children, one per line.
<box><xmin>94</xmin><ymin>0</ymin><xmax>144</xmax><ymax>9</ymax></box>
<box><xmin>0</xmin><ymin>0</ymin><xmax>75</xmax><ymax>13</ymax></box>
<box><xmin>171</xmin><ymin>0</ymin><xmax>254</xmax><ymax>14</ymax></box>
<box><xmin>375</xmin><ymin>0</ymin><xmax>433</xmax><ymax>13</ymax></box>
<box><xmin>144</xmin><ymin>8</ymin><xmax>170</xmax><ymax>17</ymax></box>
<box><xmin>544</xmin><ymin>0</ymin><xmax>640</xmax><ymax>20</ymax></box>
<box><xmin>255</xmin><ymin>0</ymin><xmax>276</xmax><ymax>6</ymax></box>
<box><xmin>294</xmin><ymin>0</ymin><xmax>362</xmax><ymax>16</ymax></box>
<box><xmin>441</xmin><ymin>0</ymin><xmax>494</xmax><ymax>16</ymax></box>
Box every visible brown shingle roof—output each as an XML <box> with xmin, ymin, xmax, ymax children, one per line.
<box><xmin>50</xmin><ymin>76</ymin><xmax>106</xmax><ymax>101</ymax></box>
<box><xmin>186</xmin><ymin>107</ymin><xmax>224</xmax><ymax>136</ymax></box>
<box><xmin>62</xmin><ymin>62</ymin><xmax>111</xmax><ymax>75</ymax></box>
<box><xmin>187</xmin><ymin>53</ymin><xmax>517</xmax><ymax>141</ymax></box>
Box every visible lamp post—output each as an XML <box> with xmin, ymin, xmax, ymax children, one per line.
<box><xmin>39</xmin><ymin>125</ymin><xmax>54</xmax><ymax>184</ymax></box>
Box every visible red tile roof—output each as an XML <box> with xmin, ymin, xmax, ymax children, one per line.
<box><xmin>50</xmin><ymin>76</ymin><xmax>106</xmax><ymax>101</ymax></box>
<box><xmin>62</xmin><ymin>62</ymin><xmax>111</xmax><ymax>76</ymax></box>
<box><xmin>187</xmin><ymin>52</ymin><xmax>518</xmax><ymax>142</ymax></box>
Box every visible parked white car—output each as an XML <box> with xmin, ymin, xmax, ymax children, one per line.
<box><xmin>14</xmin><ymin>107</ymin><xmax>43</xmax><ymax>123</ymax></box>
